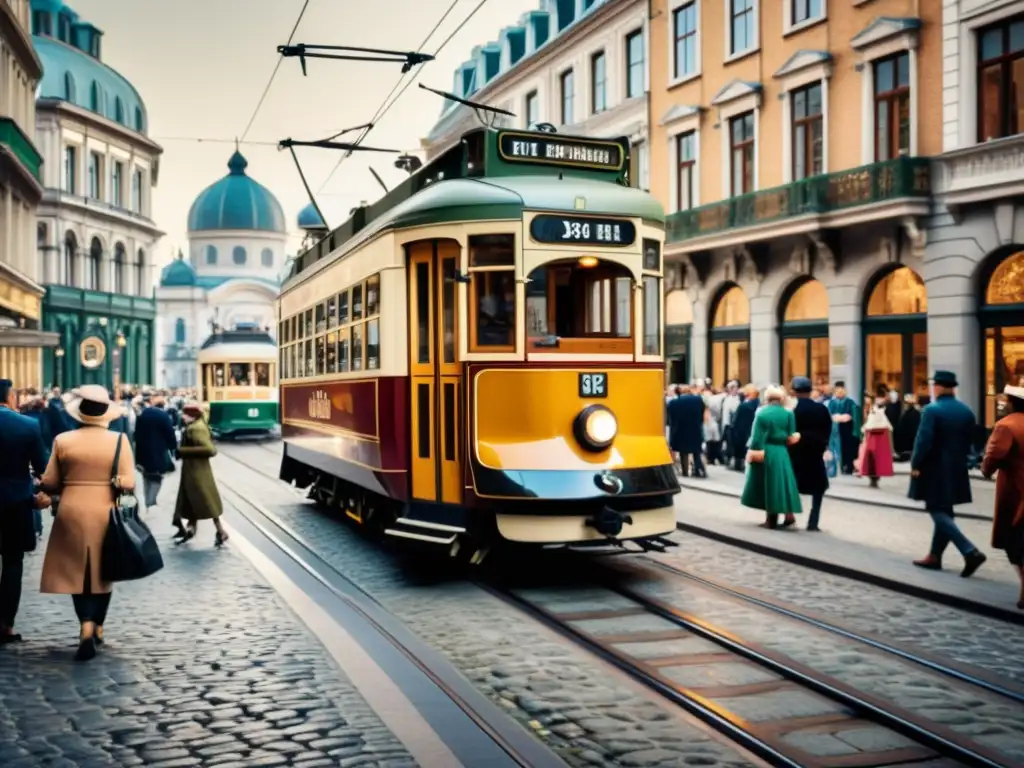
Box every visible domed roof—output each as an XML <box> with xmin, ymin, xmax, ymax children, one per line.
<box><xmin>187</xmin><ymin>151</ymin><xmax>286</xmax><ymax>233</ymax></box>
<box><xmin>160</xmin><ymin>255</ymin><xmax>197</xmax><ymax>287</ymax></box>
<box><xmin>32</xmin><ymin>5</ymin><xmax>149</xmax><ymax>133</ymax></box>
<box><xmin>297</xmin><ymin>202</ymin><xmax>326</xmax><ymax>230</ymax></box>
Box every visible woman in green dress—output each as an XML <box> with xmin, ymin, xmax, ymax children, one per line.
<box><xmin>741</xmin><ymin>386</ymin><xmax>803</xmax><ymax>528</ymax></box>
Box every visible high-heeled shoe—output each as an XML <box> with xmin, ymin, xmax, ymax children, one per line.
<box><xmin>75</xmin><ymin>636</ymin><xmax>96</xmax><ymax>661</ymax></box>
<box><xmin>214</xmin><ymin>531</ymin><xmax>229</xmax><ymax>548</ymax></box>
<box><xmin>174</xmin><ymin>525</ymin><xmax>196</xmax><ymax>545</ymax></box>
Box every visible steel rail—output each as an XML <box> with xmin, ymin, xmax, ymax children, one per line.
<box><xmin>640</xmin><ymin>557</ymin><xmax>1024</xmax><ymax>706</ymax></box>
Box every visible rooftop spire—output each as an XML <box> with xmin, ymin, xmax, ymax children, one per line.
<box><xmin>227</xmin><ymin>147</ymin><xmax>248</xmax><ymax>175</ymax></box>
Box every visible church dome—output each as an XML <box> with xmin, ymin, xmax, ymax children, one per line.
<box><xmin>297</xmin><ymin>202</ymin><xmax>326</xmax><ymax>230</ymax></box>
<box><xmin>187</xmin><ymin>150</ymin><xmax>286</xmax><ymax>233</ymax></box>
<box><xmin>160</xmin><ymin>255</ymin><xmax>197</xmax><ymax>287</ymax></box>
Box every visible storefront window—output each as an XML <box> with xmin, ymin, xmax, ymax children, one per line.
<box><xmin>864</xmin><ymin>267</ymin><xmax>928</xmax><ymax>402</ymax></box>
<box><xmin>780</xmin><ymin>279</ymin><xmax>829</xmax><ymax>387</ymax></box>
<box><xmin>982</xmin><ymin>251</ymin><xmax>1024</xmax><ymax>425</ymax></box>
<box><xmin>866</xmin><ymin>267</ymin><xmax>927</xmax><ymax>316</ymax></box>
<box><xmin>710</xmin><ymin>284</ymin><xmax>750</xmax><ymax>385</ymax></box>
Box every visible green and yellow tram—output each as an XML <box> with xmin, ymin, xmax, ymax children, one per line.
<box><xmin>197</xmin><ymin>324</ymin><xmax>279</xmax><ymax>439</ymax></box>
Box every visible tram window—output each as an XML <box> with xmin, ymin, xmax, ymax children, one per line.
<box><xmin>442</xmin><ymin>259</ymin><xmax>456</xmax><ymax>363</ymax></box>
<box><xmin>525</xmin><ymin>259</ymin><xmax>633</xmax><ymax>340</ymax></box>
<box><xmin>304</xmin><ymin>309</ymin><xmax>313</xmax><ymax>338</ymax></box>
<box><xmin>229</xmin><ymin>363</ymin><xmax>251</xmax><ymax>386</ymax></box>
<box><xmin>473</xmin><ymin>271</ymin><xmax>516</xmax><ymax>348</ymax></box>
<box><xmin>338</xmin><ymin>327</ymin><xmax>350</xmax><ymax>372</ymax></box>
<box><xmin>366</xmin><ymin>274</ymin><xmax>380</xmax><ymax>316</ymax></box>
<box><xmin>315</xmin><ymin>303</ymin><xmax>326</xmax><ymax>333</ymax></box>
<box><xmin>290</xmin><ymin>344</ymin><xmax>298</xmax><ymax>378</ymax></box>
<box><xmin>416</xmin><ymin>262</ymin><xmax>430</xmax><ymax>363</ymax></box>
<box><xmin>255</xmin><ymin>363</ymin><xmax>271</xmax><ymax>387</ymax></box>
<box><xmin>327</xmin><ymin>296</ymin><xmax>337</xmax><ymax>329</ymax></box>
<box><xmin>643</xmin><ymin>239</ymin><xmax>661</xmax><ymax>272</ymax></box>
<box><xmin>352</xmin><ymin>284</ymin><xmax>363</xmax><ymax>321</ymax></box>
<box><xmin>367</xmin><ymin>319</ymin><xmax>380</xmax><ymax>370</ymax></box>
<box><xmin>469</xmin><ymin>234</ymin><xmax>514</xmax><ymax>267</ymax></box>
<box><xmin>290</xmin><ymin>316</ymin><xmax>298</xmax><ymax>341</ymax></box>
<box><xmin>281</xmin><ymin>348</ymin><xmax>289</xmax><ymax>380</ymax></box>
<box><xmin>642</xmin><ymin>276</ymin><xmax>661</xmax><ymax>355</ymax></box>
<box><xmin>314</xmin><ymin>336</ymin><xmax>325</xmax><ymax>375</ymax></box>
<box><xmin>304</xmin><ymin>339</ymin><xmax>314</xmax><ymax>377</ymax></box>
<box><xmin>352</xmin><ymin>324</ymin><xmax>364</xmax><ymax>371</ymax></box>
<box><xmin>338</xmin><ymin>291</ymin><xmax>349</xmax><ymax>325</ymax></box>
<box><xmin>325</xmin><ymin>332</ymin><xmax>338</xmax><ymax>373</ymax></box>
<box><xmin>213</xmin><ymin>365</ymin><xmax>225</xmax><ymax>387</ymax></box>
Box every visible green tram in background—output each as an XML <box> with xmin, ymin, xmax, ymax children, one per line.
<box><xmin>196</xmin><ymin>324</ymin><xmax>279</xmax><ymax>439</ymax></box>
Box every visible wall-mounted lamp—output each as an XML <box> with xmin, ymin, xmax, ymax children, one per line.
<box><xmin>116</xmin><ymin>331</ymin><xmax>127</xmax><ymax>348</ymax></box>
<box><xmin>54</xmin><ymin>347</ymin><xmax>65</xmax><ymax>358</ymax></box>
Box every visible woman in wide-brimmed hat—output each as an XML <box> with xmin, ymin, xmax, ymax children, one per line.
<box><xmin>38</xmin><ymin>385</ymin><xmax>137</xmax><ymax>661</ymax></box>
<box><xmin>172</xmin><ymin>402</ymin><xmax>227</xmax><ymax>546</ymax></box>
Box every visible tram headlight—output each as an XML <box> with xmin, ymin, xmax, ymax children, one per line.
<box><xmin>573</xmin><ymin>404</ymin><xmax>617</xmax><ymax>452</ymax></box>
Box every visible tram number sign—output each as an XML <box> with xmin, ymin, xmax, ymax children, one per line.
<box><xmin>248</xmin><ymin>408</ymin><xmax>259</xmax><ymax>418</ymax></box>
<box><xmin>579</xmin><ymin>373</ymin><xmax>608</xmax><ymax>398</ymax></box>
<box><xmin>498</xmin><ymin>131</ymin><xmax>624</xmax><ymax>171</ymax></box>
<box><xmin>531</xmin><ymin>215</ymin><xmax>636</xmax><ymax>246</ymax></box>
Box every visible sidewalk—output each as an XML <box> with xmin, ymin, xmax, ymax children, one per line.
<box><xmin>678</xmin><ymin>463</ymin><xmax>996</xmax><ymax>520</ymax></box>
<box><xmin>673</xmin><ymin>468</ymin><xmax>1020</xmax><ymax>616</ymax></box>
<box><xmin>0</xmin><ymin>469</ymin><xmax>415</xmax><ymax>768</ymax></box>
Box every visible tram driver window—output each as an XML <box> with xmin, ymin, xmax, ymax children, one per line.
<box><xmin>229</xmin><ymin>363</ymin><xmax>251</xmax><ymax>386</ymax></box>
<box><xmin>213</xmin><ymin>365</ymin><xmax>225</xmax><ymax>388</ymax></box>
<box><xmin>469</xmin><ymin>234</ymin><xmax>516</xmax><ymax>350</ymax></box>
<box><xmin>255</xmin><ymin>363</ymin><xmax>270</xmax><ymax>386</ymax></box>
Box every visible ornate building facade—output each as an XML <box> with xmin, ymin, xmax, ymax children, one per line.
<box><xmin>422</xmin><ymin>0</ymin><xmax>650</xmax><ymax>189</ymax></box>
<box><xmin>156</xmin><ymin>149</ymin><xmax>288</xmax><ymax>389</ymax></box>
<box><xmin>31</xmin><ymin>0</ymin><xmax>163</xmax><ymax>389</ymax></box>
<box><xmin>0</xmin><ymin>0</ymin><xmax>56</xmax><ymax>387</ymax></box>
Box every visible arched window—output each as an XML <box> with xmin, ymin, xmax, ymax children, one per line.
<box><xmin>114</xmin><ymin>97</ymin><xmax>125</xmax><ymax>124</ymax></box>
<box><xmin>864</xmin><ymin>266</ymin><xmax>928</xmax><ymax>402</ymax></box>
<box><xmin>709</xmin><ymin>284</ymin><xmax>750</xmax><ymax>385</ymax></box>
<box><xmin>136</xmin><ymin>248</ymin><xmax>146</xmax><ymax>296</ymax></box>
<box><xmin>37</xmin><ymin>222</ymin><xmax>48</xmax><ymax>248</ymax></box>
<box><xmin>261</xmin><ymin>248</ymin><xmax>274</xmax><ymax>267</ymax></box>
<box><xmin>88</xmin><ymin>237</ymin><xmax>102</xmax><ymax>291</ymax></box>
<box><xmin>205</xmin><ymin>244</ymin><xmax>218</xmax><ymax>265</ymax></box>
<box><xmin>89</xmin><ymin>81</ymin><xmax>101</xmax><ymax>112</ymax></box>
<box><xmin>981</xmin><ymin>249</ymin><xmax>1024</xmax><ymax>425</ymax></box>
<box><xmin>232</xmin><ymin>246</ymin><xmax>247</xmax><ymax>265</ymax></box>
<box><xmin>174</xmin><ymin>318</ymin><xmax>186</xmax><ymax>344</ymax></box>
<box><xmin>63</xmin><ymin>72</ymin><xmax>75</xmax><ymax>101</ymax></box>
<box><xmin>113</xmin><ymin>242</ymin><xmax>126</xmax><ymax>294</ymax></box>
<box><xmin>134</xmin><ymin>106</ymin><xmax>144</xmax><ymax>132</ymax></box>
<box><xmin>780</xmin><ymin>279</ymin><xmax>830</xmax><ymax>388</ymax></box>
<box><xmin>63</xmin><ymin>231</ymin><xmax>77</xmax><ymax>285</ymax></box>
<box><xmin>665</xmin><ymin>290</ymin><xmax>694</xmax><ymax>383</ymax></box>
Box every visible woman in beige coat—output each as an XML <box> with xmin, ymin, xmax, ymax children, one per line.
<box><xmin>39</xmin><ymin>385</ymin><xmax>136</xmax><ymax>661</ymax></box>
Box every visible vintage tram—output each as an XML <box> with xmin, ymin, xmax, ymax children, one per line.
<box><xmin>277</xmin><ymin>127</ymin><xmax>679</xmax><ymax>559</ymax></box>
<box><xmin>196</xmin><ymin>324</ymin><xmax>279</xmax><ymax>439</ymax></box>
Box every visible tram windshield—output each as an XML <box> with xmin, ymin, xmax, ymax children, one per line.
<box><xmin>228</xmin><ymin>363</ymin><xmax>251</xmax><ymax>386</ymax></box>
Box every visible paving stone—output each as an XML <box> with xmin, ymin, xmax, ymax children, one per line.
<box><xmin>712</xmin><ymin>690</ymin><xmax>846</xmax><ymax>723</ymax></box>
<box><xmin>782</xmin><ymin>731</ymin><xmax>860</xmax><ymax>757</ymax></box>
<box><xmin>661</xmin><ymin>662</ymin><xmax>778</xmax><ymax>688</ymax></box>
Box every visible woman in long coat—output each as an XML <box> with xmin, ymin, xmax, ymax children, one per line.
<box><xmin>858</xmin><ymin>399</ymin><xmax>895</xmax><ymax>487</ymax></box>
<box><xmin>173</xmin><ymin>403</ymin><xmax>227</xmax><ymax>546</ymax></box>
<box><xmin>981</xmin><ymin>385</ymin><xmax>1024</xmax><ymax>609</ymax></box>
<box><xmin>39</xmin><ymin>385</ymin><xmax>136</xmax><ymax>661</ymax></box>
<box><xmin>741</xmin><ymin>386</ymin><xmax>803</xmax><ymax>528</ymax></box>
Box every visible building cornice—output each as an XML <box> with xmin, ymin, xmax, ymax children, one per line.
<box><xmin>0</xmin><ymin>2</ymin><xmax>43</xmax><ymax>80</ymax></box>
<box><xmin>0</xmin><ymin>145</ymin><xmax>44</xmax><ymax>203</ymax></box>
<box><xmin>37</xmin><ymin>99</ymin><xmax>163</xmax><ymax>155</ymax></box>
<box><xmin>187</xmin><ymin>228</ymin><xmax>290</xmax><ymax>240</ymax></box>
<box><xmin>38</xmin><ymin>190</ymin><xmax>165</xmax><ymax>238</ymax></box>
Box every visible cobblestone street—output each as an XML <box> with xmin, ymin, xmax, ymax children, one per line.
<box><xmin>0</xmin><ymin>468</ymin><xmax>413</xmax><ymax>768</ymax></box>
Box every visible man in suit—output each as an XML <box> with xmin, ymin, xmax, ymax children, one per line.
<box><xmin>789</xmin><ymin>377</ymin><xmax>833</xmax><ymax>531</ymax></box>
<box><xmin>0</xmin><ymin>378</ymin><xmax>50</xmax><ymax>643</ymax></box>
<box><xmin>910</xmin><ymin>370</ymin><xmax>987</xmax><ymax>577</ymax></box>
<box><xmin>667</xmin><ymin>385</ymin><xmax>706</xmax><ymax>478</ymax></box>
<box><xmin>134</xmin><ymin>394</ymin><xmax>178</xmax><ymax>511</ymax></box>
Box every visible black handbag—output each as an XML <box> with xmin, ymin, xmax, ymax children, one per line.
<box><xmin>101</xmin><ymin>433</ymin><xmax>164</xmax><ymax>582</ymax></box>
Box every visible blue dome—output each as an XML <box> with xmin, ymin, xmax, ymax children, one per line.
<box><xmin>187</xmin><ymin>151</ymin><xmax>286</xmax><ymax>233</ymax></box>
<box><xmin>297</xmin><ymin>202</ymin><xmax>326</xmax><ymax>230</ymax></box>
<box><xmin>160</xmin><ymin>257</ymin><xmax>196</xmax><ymax>287</ymax></box>
<box><xmin>32</xmin><ymin>14</ymin><xmax>149</xmax><ymax>133</ymax></box>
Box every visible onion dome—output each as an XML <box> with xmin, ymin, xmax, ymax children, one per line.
<box><xmin>187</xmin><ymin>150</ymin><xmax>286</xmax><ymax>233</ymax></box>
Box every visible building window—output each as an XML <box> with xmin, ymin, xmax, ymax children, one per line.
<box><xmin>87</xmin><ymin>238</ymin><xmax>102</xmax><ymax>291</ymax></box>
<box><xmin>261</xmin><ymin>248</ymin><xmax>274</xmax><ymax>267</ymax></box>
<box><xmin>63</xmin><ymin>72</ymin><xmax>75</xmax><ymax>101</ymax></box>
<box><xmin>131</xmin><ymin>169</ymin><xmax>142</xmax><ymax>212</ymax></box>
<box><xmin>673</xmin><ymin>3</ymin><xmax>698</xmax><ymax>79</ymax></box>
<box><xmin>525</xmin><ymin>90</ymin><xmax>539</xmax><ymax>127</ymax></box>
<box><xmin>63</xmin><ymin>232</ymin><xmax>77</xmax><ymax>285</ymax></box>
<box><xmin>792</xmin><ymin>82</ymin><xmax>823</xmax><ymax>180</ymax></box>
<box><xmin>729</xmin><ymin>0</ymin><xmax>756</xmax><ymax>57</ymax></box>
<box><xmin>233</xmin><ymin>246</ymin><xmax>247</xmax><ymax>265</ymax></box>
<box><xmin>114</xmin><ymin>97</ymin><xmax>125</xmax><ymax>124</ymax></box>
<box><xmin>977</xmin><ymin>16</ymin><xmax>1024</xmax><ymax>142</ymax></box>
<box><xmin>676</xmin><ymin>131</ymin><xmax>696</xmax><ymax>210</ymax></box>
<box><xmin>205</xmin><ymin>245</ymin><xmax>218</xmax><ymax>265</ymax></box>
<box><xmin>136</xmin><ymin>249</ymin><xmax>146</xmax><ymax>296</ymax></box>
<box><xmin>791</xmin><ymin>0</ymin><xmax>822</xmax><ymax>26</ymax></box>
<box><xmin>88</xmin><ymin>152</ymin><xmax>101</xmax><ymax>199</ymax></box>
<box><xmin>89</xmin><ymin>81</ymin><xmax>101</xmax><ymax>112</ymax></box>
<box><xmin>57</xmin><ymin>12</ymin><xmax>70</xmax><ymax>41</ymax></box>
<box><xmin>175</xmin><ymin>318</ymin><xmax>186</xmax><ymax>344</ymax></box>
<box><xmin>111</xmin><ymin>161</ymin><xmax>123</xmax><ymax>207</ymax></box>
<box><xmin>63</xmin><ymin>146</ymin><xmax>76</xmax><ymax>194</ymax></box>
<box><xmin>626</xmin><ymin>29</ymin><xmax>644</xmax><ymax>98</ymax></box>
<box><xmin>113</xmin><ymin>243</ymin><xmax>126</xmax><ymax>294</ymax></box>
<box><xmin>873</xmin><ymin>52</ymin><xmax>910</xmax><ymax>161</ymax></box>
<box><xmin>591</xmin><ymin>51</ymin><xmax>607</xmax><ymax>113</ymax></box>
<box><xmin>134</xmin><ymin>106</ymin><xmax>144</xmax><ymax>132</ymax></box>
<box><xmin>32</xmin><ymin>10</ymin><xmax>52</xmax><ymax>36</ymax></box>
<box><xmin>730</xmin><ymin>112</ymin><xmax>755</xmax><ymax>195</ymax></box>
<box><xmin>560</xmin><ymin>69</ymin><xmax>574</xmax><ymax>124</ymax></box>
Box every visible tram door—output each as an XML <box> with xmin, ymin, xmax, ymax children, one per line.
<box><xmin>408</xmin><ymin>240</ymin><xmax>463</xmax><ymax>506</ymax></box>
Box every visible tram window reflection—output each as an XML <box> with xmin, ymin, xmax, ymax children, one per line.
<box><xmin>325</xmin><ymin>333</ymin><xmax>337</xmax><ymax>374</ymax></box>
<box><xmin>338</xmin><ymin>327</ymin><xmax>350</xmax><ymax>373</ymax></box>
<box><xmin>352</xmin><ymin>284</ymin><xmax>363</xmax><ymax>321</ymax></box>
<box><xmin>524</xmin><ymin>259</ymin><xmax>633</xmax><ymax>340</ymax></box>
<box><xmin>304</xmin><ymin>309</ymin><xmax>313</xmax><ymax>337</ymax></box>
<box><xmin>643</xmin><ymin>276</ymin><xmax>660</xmax><ymax>355</ymax></box>
<box><xmin>366</xmin><ymin>275</ymin><xmax>380</xmax><ymax>316</ymax></box>
<box><xmin>327</xmin><ymin>295</ymin><xmax>337</xmax><ymax>329</ymax></box>
<box><xmin>315</xmin><ymin>302</ymin><xmax>326</xmax><ymax>333</ymax></box>
<box><xmin>338</xmin><ymin>291</ymin><xmax>349</xmax><ymax>325</ymax></box>
<box><xmin>304</xmin><ymin>339</ymin><xmax>314</xmax><ymax>377</ymax></box>
<box><xmin>213</xmin><ymin>365</ymin><xmax>225</xmax><ymax>387</ymax></box>
<box><xmin>255</xmin><ymin>362</ymin><xmax>270</xmax><ymax>386</ymax></box>
<box><xmin>473</xmin><ymin>271</ymin><xmax>516</xmax><ymax>348</ymax></box>
<box><xmin>367</xmin><ymin>319</ymin><xmax>380</xmax><ymax>370</ymax></box>
<box><xmin>352</xmin><ymin>324</ymin><xmax>364</xmax><ymax>371</ymax></box>
<box><xmin>229</xmin><ymin>363</ymin><xmax>250</xmax><ymax>386</ymax></box>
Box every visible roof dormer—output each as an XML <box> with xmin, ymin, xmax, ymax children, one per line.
<box><xmin>524</xmin><ymin>9</ymin><xmax>551</xmax><ymax>52</ymax></box>
<box><xmin>500</xmin><ymin>25</ymin><xmax>527</xmax><ymax>69</ymax></box>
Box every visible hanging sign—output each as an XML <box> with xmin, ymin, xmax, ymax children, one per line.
<box><xmin>497</xmin><ymin>131</ymin><xmax>625</xmax><ymax>171</ymax></box>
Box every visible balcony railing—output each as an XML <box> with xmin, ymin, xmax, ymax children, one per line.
<box><xmin>0</xmin><ymin>116</ymin><xmax>43</xmax><ymax>180</ymax></box>
<box><xmin>666</xmin><ymin>156</ymin><xmax>931</xmax><ymax>243</ymax></box>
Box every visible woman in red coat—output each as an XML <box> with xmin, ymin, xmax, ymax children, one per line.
<box><xmin>858</xmin><ymin>387</ymin><xmax>895</xmax><ymax>487</ymax></box>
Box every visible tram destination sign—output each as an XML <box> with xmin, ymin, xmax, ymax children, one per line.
<box><xmin>530</xmin><ymin>214</ymin><xmax>636</xmax><ymax>246</ymax></box>
<box><xmin>498</xmin><ymin>131</ymin><xmax>624</xmax><ymax>171</ymax></box>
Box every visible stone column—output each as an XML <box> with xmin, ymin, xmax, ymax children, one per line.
<box><xmin>827</xmin><ymin>283</ymin><xmax>863</xmax><ymax>398</ymax></box>
<box><xmin>748</xmin><ymin>293</ymin><xmax>776</xmax><ymax>385</ymax></box>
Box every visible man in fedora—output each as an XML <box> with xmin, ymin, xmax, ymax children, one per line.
<box><xmin>789</xmin><ymin>376</ymin><xmax>833</xmax><ymax>531</ymax></box>
<box><xmin>0</xmin><ymin>378</ymin><xmax>50</xmax><ymax>643</ymax></box>
<box><xmin>909</xmin><ymin>370</ymin><xmax>987</xmax><ymax>577</ymax></box>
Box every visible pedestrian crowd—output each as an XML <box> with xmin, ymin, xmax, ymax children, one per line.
<box><xmin>665</xmin><ymin>372</ymin><xmax>1024</xmax><ymax>609</ymax></box>
<box><xmin>0</xmin><ymin>378</ymin><xmax>224</xmax><ymax>660</ymax></box>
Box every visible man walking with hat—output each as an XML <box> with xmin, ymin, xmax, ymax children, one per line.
<box><xmin>789</xmin><ymin>376</ymin><xmax>833</xmax><ymax>531</ymax></box>
<box><xmin>910</xmin><ymin>370</ymin><xmax>987</xmax><ymax>576</ymax></box>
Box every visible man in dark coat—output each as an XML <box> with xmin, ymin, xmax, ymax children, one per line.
<box><xmin>910</xmin><ymin>370</ymin><xmax>986</xmax><ymax>577</ymax></box>
<box><xmin>134</xmin><ymin>395</ymin><xmax>178</xmax><ymax>511</ymax></box>
<box><xmin>789</xmin><ymin>377</ymin><xmax>832</xmax><ymax>531</ymax></box>
<box><xmin>0</xmin><ymin>379</ymin><xmax>50</xmax><ymax>643</ymax></box>
<box><xmin>730</xmin><ymin>385</ymin><xmax>759</xmax><ymax>472</ymax></box>
<box><xmin>668</xmin><ymin>385</ymin><xmax>706</xmax><ymax>478</ymax></box>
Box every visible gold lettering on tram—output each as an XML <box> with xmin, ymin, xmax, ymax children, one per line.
<box><xmin>308</xmin><ymin>390</ymin><xmax>332</xmax><ymax>420</ymax></box>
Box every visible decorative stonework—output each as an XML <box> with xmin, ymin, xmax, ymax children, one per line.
<box><xmin>932</xmin><ymin>135</ymin><xmax>1024</xmax><ymax>202</ymax></box>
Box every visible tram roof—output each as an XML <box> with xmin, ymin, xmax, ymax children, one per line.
<box><xmin>197</xmin><ymin>342</ymin><xmax>278</xmax><ymax>364</ymax></box>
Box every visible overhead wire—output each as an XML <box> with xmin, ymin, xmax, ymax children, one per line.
<box><xmin>239</xmin><ymin>0</ymin><xmax>312</xmax><ymax>142</ymax></box>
